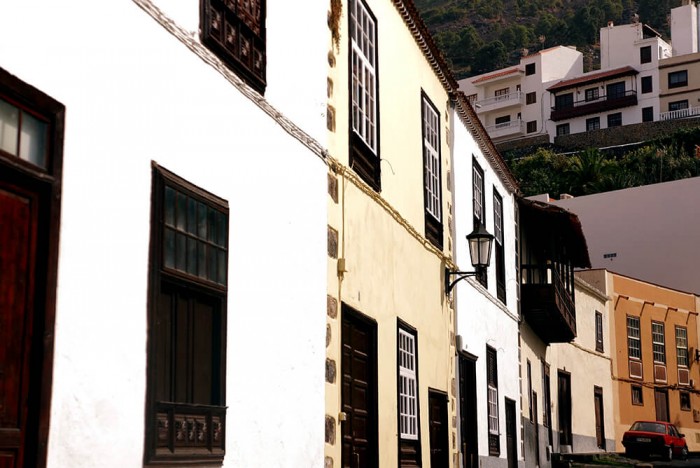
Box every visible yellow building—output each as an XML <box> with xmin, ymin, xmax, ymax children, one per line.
<box><xmin>578</xmin><ymin>269</ymin><xmax>700</xmax><ymax>451</ymax></box>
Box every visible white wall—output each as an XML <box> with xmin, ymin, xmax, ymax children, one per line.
<box><xmin>0</xmin><ymin>1</ymin><xmax>327</xmax><ymax>467</ymax></box>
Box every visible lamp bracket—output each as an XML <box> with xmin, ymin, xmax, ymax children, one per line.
<box><xmin>445</xmin><ymin>267</ymin><xmax>481</xmax><ymax>294</ymax></box>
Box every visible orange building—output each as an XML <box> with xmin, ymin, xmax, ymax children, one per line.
<box><xmin>578</xmin><ymin>269</ymin><xmax>700</xmax><ymax>450</ymax></box>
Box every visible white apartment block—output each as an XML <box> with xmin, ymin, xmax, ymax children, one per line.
<box><xmin>459</xmin><ymin>1</ymin><xmax>700</xmax><ymax>146</ymax></box>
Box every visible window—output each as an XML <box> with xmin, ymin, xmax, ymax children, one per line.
<box><xmin>555</xmin><ymin>93</ymin><xmax>573</xmax><ymax>110</ymax></box>
<box><xmin>526</xmin><ymin>121</ymin><xmax>537</xmax><ymax>133</ymax></box>
<box><xmin>627</xmin><ymin>316</ymin><xmax>641</xmax><ymax>360</ymax></box>
<box><xmin>595</xmin><ymin>311</ymin><xmax>603</xmax><ymax>352</ymax></box>
<box><xmin>349</xmin><ymin>0</ymin><xmax>380</xmax><ymax>190</ymax></box>
<box><xmin>668</xmin><ymin>70</ymin><xmax>688</xmax><ymax>89</ymax></box>
<box><xmin>0</xmin><ymin>96</ymin><xmax>49</xmax><ymax>169</ymax></box>
<box><xmin>680</xmin><ymin>391</ymin><xmax>691</xmax><ymax>411</ymax></box>
<box><xmin>641</xmin><ymin>76</ymin><xmax>652</xmax><ymax>94</ymax></box>
<box><xmin>493</xmin><ymin>189</ymin><xmax>505</xmax><ymax>303</ymax></box>
<box><xmin>526</xmin><ymin>92</ymin><xmax>536</xmax><ymax>105</ymax></box>
<box><xmin>200</xmin><ymin>0</ymin><xmax>266</xmax><ymax>93</ymax></box>
<box><xmin>473</xmin><ymin>160</ymin><xmax>487</xmax><ymax>287</ymax></box>
<box><xmin>495</xmin><ymin>115</ymin><xmax>511</xmax><ymax>128</ymax></box>
<box><xmin>556</xmin><ymin>123</ymin><xmax>570</xmax><ymax>136</ymax></box>
<box><xmin>586</xmin><ymin>117</ymin><xmax>600</xmax><ymax>131</ymax></box>
<box><xmin>676</xmin><ymin>326</ymin><xmax>688</xmax><ymax>368</ymax></box>
<box><xmin>631</xmin><ymin>385</ymin><xmax>643</xmax><ymax>405</ymax></box>
<box><xmin>669</xmin><ymin>100</ymin><xmax>689</xmax><ymax>112</ymax></box>
<box><xmin>422</xmin><ymin>94</ymin><xmax>442</xmax><ymax>248</ymax></box>
<box><xmin>525</xmin><ymin>63</ymin><xmax>536</xmax><ymax>76</ymax></box>
<box><xmin>487</xmin><ymin>346</ymin><xmax>499</xmax><ymax>455</ymax></box>
<box><xmin>640</xmin><ymin>45</ymin><xmax>652</xmax><ymax>64</ymax></box>
<box><xmin>146</xmin><ymin>165</ymin><xmax>228</xmax><ymax>464</ymax></box>
<box><xmin>607</xmin><ymin>113</ymin><xmax>622</xmax><ymax>127</ymax></box>
<box><xmin>585</xmin><ymin>88</ymin><xmax>599</xmax><ymax>102</ymax></box>
<box><xmin>652</xmin><ymin>321</ymin><xmax>665</xmax><ymax>364</ymax></box>
<box><xmin>606</xmin><ymin>82</ymin><xmax>625</xmax><ymax>99</ymax></box>
<box><xmin>494</xmin><ymin>88</ymin><xmax>509</xmax><ymax>101</ymax></box>
<box><xmin>642</xmin><ymin>106</ymin><xmax>654</xmax><ymax>122</ymax></box>
<box><xmin>398</xmin><ymin>327</ymin><xmax>419</xmax><ymax>440</ymax></box>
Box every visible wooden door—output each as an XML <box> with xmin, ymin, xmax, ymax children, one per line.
<box><xmin>655</xmin><ymin>389</ymin><xmax>669</xmax><ymax>422</ymax></box>
<box><xmin>458</xmin><ymin>354</ymin><xmax>478</xmax><ymax>468</ymax></box>
<box><xmin>0</xmin><ymin>183</ymin><xmax>39</xmax><ymax>467</ymax></box>
<box><xmin>594</xmin><ymin>387</ymin><xmax>605</xmax><ymax>449</ymax></box>
<box><xmin>557</xmin><ymin>371</ymin><xmax>572</xmax><ymax>447</ymax></box>
<box><xmin>505</xmin><ymin>398</ymin><xmax>517</xmax><ymax>468</ymax></box>
<box><xmin>429</xmin><ymin>390</ymin><xmax>449</xmax><ymax>468</ymax></box>
<box><xmin>341</xmin><ymin>307</ymin><xmax>377</xmax><ymax>468</ymax></box>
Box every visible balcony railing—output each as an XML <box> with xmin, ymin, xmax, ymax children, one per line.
<box><xmin>550</xmin><ymin>90</ymin><xmax>637</xmax><ymax>121</ymax></box>
<box><xmin>521</xmin><ymin>264</ymin><xmax>576</xmax><ymax>344</ymax></box>
<box><xmin>152</xmin><ymin>401</ymin><xmax>226</xmax><ymax>460</ymax></box>
<box><xmin>485</xmin><ymin>119</ymin><xmax>525</xmax><ymax>139</ymax></box>
<box><xmin>660</xmin><ymin>105</ymin><xmax>700</xmax><ymax>121</ymax></box>
<box><xmin>475</xmin><ymin>90</ymin><xmax>524</xmax><ymax>113</ymax></box>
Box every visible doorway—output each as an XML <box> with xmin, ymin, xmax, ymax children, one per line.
<box><xmin>458</xmin><ymin>353</ymin><xmax>478</xmax><ymax>468</ymax></box>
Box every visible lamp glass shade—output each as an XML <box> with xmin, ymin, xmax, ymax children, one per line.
<box><xmin>467</xmin><ymin>224</ymin><xmax>494</xmax><ymax>268</ymax></box>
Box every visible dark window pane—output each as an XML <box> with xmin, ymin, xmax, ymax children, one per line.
<box><xmin>187</xmin><ymin>237</ymin><xmax>197</xmax><ymax>275</ymax></box>
<box><xmin>198</xmin><ymin>201</ymin><xmax>208</xmax><ymax>239</ymax></box>
<box><xmin>198</xmin><ymin>243</ymin><xmax>207</xmax><ymax>278</ymax></box>
<box><xmin>218</xmin><ymin>250</ymin><xmax>227</xmax><ymax>284</ymax></box>
<box><xmin>165</xmin><ymin>187</ymin><xmax>175</xmax><ymax>226</ymax></box>
<box><xmin>217</xmin><ymin>211</ymin><xmax>227</xmax><ymax>247</ymax></box>
<box><xmin>164</xmin><ymin>228</ymin><xmax>175</xmax><ymax>269</ymax></box>
<box><xmin>176</xmin><ymin>191</ymin><xmax>186</xmax><ymax>231</ymax></box>
<box><xmin>208</xmin><ymin>207</ymin><xmax>217</xmax><ymax>243</ymax></box>
<box><xmin>187</xmin><ymin>197</ymin><xmax>197</xmax><ymax>234</ymax></box>
<box><xmin>176</xmin><ymin>232</ymin><xmax>187</xmax><ymax>271</ymax></box>
<box><xmin>208</xmin><ymin>245</ymin><xmax>218</xmax><ymax>281</ymax></box>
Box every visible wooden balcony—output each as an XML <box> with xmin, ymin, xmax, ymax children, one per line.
<box><xmin>521</xmin><ymin>264</ymin><xmax>576</xmax><ymax>344</ymax></box>
<box><xmin>550</xmin><ymin>91</ymin><xmax>637</xmax><ymax>121</ymax></box>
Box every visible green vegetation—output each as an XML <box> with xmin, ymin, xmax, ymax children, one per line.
<box><xmin>507</xmin><ymin>128</ymin><xmax>700</xmax><ymax>197</ymax></box>
<box><xmin>415</xmin><ymin>0</ymin><xmax>683</xmax><ymax>79</ymax></box>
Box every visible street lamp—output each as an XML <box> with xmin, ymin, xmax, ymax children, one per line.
<box><xmin>445</xmin><ymin>224</ymin><xmax>495</xmax><ymax>294</ymax></box>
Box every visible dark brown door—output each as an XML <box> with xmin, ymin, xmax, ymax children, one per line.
<box><xmin>429</xmin><ymin>390</ymin><xmax>449</xmax><ymax>468</ymax></box>
<box><xmin>505</xmin><ymin>398</ymin><xmax>517</xmax><ymax>468</ymax></box>
<box><xmin>655</xmin><ymin>389</ymin><xmax>669</xmax><ymax>422</ymax></box>
<box><xmin>0</xmin><ymin>184</ymin><xmax>39</xmax><ymax>467</ymax></box>
<box><xmin>341</xmin><ymin>306</ymin><xmax>377</xmax><ymax>468</ymax></box>
<box><xmin>459</xmin><ymin>354</ymin><xmax>478</xmax><ymax>468</ymax></box>
<box><xmin>594</xmin><ymin>387</ymin><xmax>605</xmax><ymax>449</ymax></box>
<box><xmin>557</xmin><ymin>371</ymin><xmax>572</xmax><ymax>447</ymax></box>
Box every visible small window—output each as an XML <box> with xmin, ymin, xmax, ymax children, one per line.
<box><xmin>0</xmin><ymin>97</ymin><xmax>49</xmax><ymax>169</ymax></box>
<box><xmin>595</xmin><ymin>312</ymin><xmax>604</xmax><ymax>352</ymax></box>
<box><xmin>422</xmin><ymin>93</ymin><xmax>442</xmax><ymax>249</ymax></box>
<box><xmin>607</xmin><ymin>113</ymin><xmax>622</xmax><ymax>128</ymax></box>
<box><xmin>640</xmin><ymin>46</ymin><xmax>652</xmax><ymax>64</ymax></box>
<box><xmin>555</xmin><ymin>93</ymin><xmax>573</xmax><ymax>110</ymax></box>
<box><xmin>473</xmin><ymin>159</ymin><xmax>487</xmax><ymax>287</ymax></box>
<box><xmin>494</xmin><ymin>115</ymin><xmax>511</xmax><ymax>128</ymax></box>
<box><xmin>526</xmin><ymin>121</ymin><xmax>537</xmax><ymax>133</ymax></box>
<box><xmin>652</xmin><ymin>321</ymin><xmax>665</xmax><ymax>364</ymax></box>
<box><xmin>585</xmin><ymin>88</ymin><xmax>599</xmax><ymax>102</ymax></box>
<box><xmin>526</xmin><ymin>92</ymin><xmax>536</xmax><ymax>105</ymax></box>
<box><xmin>676</xmin><ymin>326</ymin><xmax>689</xmax><ymax>368</ymax></box>
<box><xmin>627</xmin><ymin>316</ymin><xmax>641</xmax><ymax>360</ymax></box>
<box><xmin>200</xmin><ymin>0</ymin><xmax>266</xmax><ymax>94</ymax></box>
<box><xmin>642</xmin><ymin>107</ymin><xmax>654</xmax><ymax>122</ymax></box>
<box><xmin>631</xmin><ymin>385</ymin><xmax>643</xmax><ymax>405</ymax></box>
<box><xmin>668</xmin><ymin>70</ymin><xmax>688</xmax><ymax>89</ymax></box>
<box><xmin>494</xmin><ymin>88</ymin><xmax>509</xmax><ymax>101</ymax></box>
<box><xmin>398</xmin><ymin>327</ymin><xmax>419</xmax><ymax>439</ymax></box>
<box><xmin>556</xmin><ymin>123</ymin><xmax>570</xmax><ymax>136</ymax></box>
<box><xmin>487</xmin><ymin>346</ymin><xmax>500</xmax><ymax>455</ymax></box>
<box><xmin>606</xmin><ymin>82</ymin><xmax>625</xmax><ymax>99</ymax></box>
<box><xmin>586</xmin><ymin>117</ymin><xmax>600</xmax><ymax>131</ymax></box>
<box><xmin>493</xmin><ymin>189</ymin><xmax>505</xmax><ymax>303</ymax></box>
<box><xmin>669</xmin><ymin>100</ymin><xmax>689</xmax><ymax>112</ymax></box>
<box><xmin>641</xmin><ymin>76</ymin><xmax>652</xmax><ymax>94</ymax></box>
<box><xmin>525</xmin><ymin>63</ymin><xmax>536</xmax><ymax>76</ymax></box>
<box><xmin>680</xmin><ymin>391</ymin><xmax>691</xmax><ymax>411</ymax></box>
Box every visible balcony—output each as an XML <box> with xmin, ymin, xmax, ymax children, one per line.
<box><xmin>660</xmin><ymin>105</ymin><xmax>700</xmax><ymax>121</ymax></box>
<box><xmin>550</xmin><ymin>90</ymin><xmax>637</xmax><ymax>121</ymax></box>
<box><xmin>475</xmin><ymin>90</ymin><xmax>524</xmax><ymax>114</ymax></box>
<box><xmin>521</xmin><ymin>264</ymin><xmax>576</xmax><ymax>344</ymax></box>
<box><xmin>485</xmin><ymin>119</ymin><xmax>525</xmax><ymax>139</ymax></box>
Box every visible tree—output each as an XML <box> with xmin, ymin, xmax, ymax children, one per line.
<box><xmin>473</xmin><ymin>40</ymin><xmax>509</xmax><ymax>75</ymax></box>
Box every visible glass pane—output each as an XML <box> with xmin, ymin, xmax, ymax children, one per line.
<box><xmin>208</xmin><ymin>245</ymin><xmax>217</xmax><ymax>281</ymax></box>
<box><xmin>217</xmin><ymin>211</ymin><xmax>227</xmax><ymax>247</ymax></box>
<box><xmin>217</xmin><ymin>249</ymin><xmax>226</xmax><ymax>285</ymax></box>
<box><xmin>0</xmin><ymin>99</ymin><xmax>19</xmax><ymax>155</ymax></box>
<box><xmin>19</xmin><ymin>111</ymin><xmax>47</xmax><ymax>168</ymax></box>
<box><xmin>208</xmin><ymin>207</ymin><xmax>217</xmax><ymax>242</ymax></box>
<box><xmin>164</xmin><ymin>187</ymin><xmax>175</xmax><ymax>227</ymax></box>
<box><xmin>164</xmin><ymin>228</ymin><xmax>175</xmax><ymax>269</ymax></box>
<box><xmin>175</xmin><ymin>232</ymin><xmax>186</xmax><ymax>271</ymax></box>
<box><xmin>176</xmin><ymin>192</ymin><xmax>186</xmax><ymax>231</ymax></box>
<box><xmin>186</xmin><ymin>237</ymin><xmax>197</xmax><ymax>275</ymax></box>
<box><xmin>187</xmin><ymin>197</ymin><xmax>196</xmax><ymax>234</ymax></box>
<box><xmin>197</xmin><ymin>201</ymin><xmax>207</xmax><ymax>239</ymax></box>
<box><xmin>198</xmin><ymin>243</ymin><xmax>207</xmax><ymax>278</ymax></box>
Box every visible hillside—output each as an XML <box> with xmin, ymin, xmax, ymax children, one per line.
<box><xmin>414</xmin><ymin>0</ymin><xmax>682</xmax><ymax>79</ymax></box>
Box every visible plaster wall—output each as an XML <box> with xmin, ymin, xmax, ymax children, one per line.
<box><xmin>672</xmin><ymin>3</ymin><xmax>699</xmax><ymax>56</ymax></box>
<box><xmin>0</xmin><ymin>2</ymin><xmax>328</xmax><ymax>467</ymax></box>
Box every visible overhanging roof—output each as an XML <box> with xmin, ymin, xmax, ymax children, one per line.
<box><xmin>547</xmin><ymin>66</ymin><xmax>638</xmax><ymax>92</ymax></box>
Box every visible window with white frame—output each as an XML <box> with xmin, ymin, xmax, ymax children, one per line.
<box><xmin>350</xmin><ymin>0</ymin><xmax>377</xmax><ymax>154</ymax></box>
<box><xmin>627</xmin><ymin>316</ymin><xmax>641</xmax><ymax>360</ymax></box>
<box><xmin>422</xmin><ymin>94</ymin><xmax>442</xmax><ymax>248</ymax></box>
<box><xmin>676</xmin><ymin>326</ymin><xmax>688</xmax><ymax>368</ymax></box>
<box><xmin>398</xmin><ymin>328</ymin><xmax>418</xmax><ymax>440</ymax></box>
<box><xmin>473</xmin><ymin>160</ymin><xmax>484</xmax><ymax>225</ymax></box>
<box><xmin>652</xmin><ymin>322</ymin><xmax>665</xmax><ymax>364</ymax></box>
<box><xmin>486</xmin><ymin>346</ymin><xmax>499</xmax><ymax>455</ymax></box>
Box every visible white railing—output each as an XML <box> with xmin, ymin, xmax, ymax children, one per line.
<box><xmin>485</xmin><ymin>119</ymin><xmax>524</xmax><ymax>137</ymax></box>
<box><xmin>475</xmin><ymin>90</ymin><xmax>523</xmax><ymax>109</ymax></box>
<box><xmin>660</xmin><ymin>105</ymin><xmax>700</xmax><ymax>121</ymax></box>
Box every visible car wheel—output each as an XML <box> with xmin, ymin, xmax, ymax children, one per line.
<box><xmin>665</xmin><ymin>446</ymin><xmax>673</xmax><ymax>461</ymax></box>
<box><xmin>681</xmin><ymin>445</ymin><xmax>689</xmax><ymax>460</ymax></box>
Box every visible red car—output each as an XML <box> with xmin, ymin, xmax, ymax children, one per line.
<box><xmin>622</xmin><ymin>420</ymin><xmax>688</xmax><ymax>461</ymax></box>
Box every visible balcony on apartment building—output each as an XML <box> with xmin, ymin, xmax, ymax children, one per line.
<box><xmin>519</xmin><ymin>199</ymin><xmax>591</xmax><ymax>344</ymax></box>
<box><xmin>660</xmin><ymin>105</ymin><xmax>700</xmax><ymax>121</ymax></box>
<box><xmin>474</xmin><ymin>90</ymin><xmax>524</xmax><ymax>114</ymax></box>
<box><xmin>550</xmin><ymin>90</ymin><xmax>638</xmax><ymax>121</ymax></box>
<box><xmin>485</xmin><ymin>118</ymin><xmax>525</xmax><ymax>139</ymax></box>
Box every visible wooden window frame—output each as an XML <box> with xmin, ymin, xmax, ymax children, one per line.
<box><xmin>631</xmin><ymin>385</ymin><xmax>643</xmax><ymax>406</ymax></box>
<box><xmin>348</xmin><ymin>0</ymin><xmax>380</xmax><ymax>191</ymax></box>
<box><xmin>493</xmin><ymin>189</ymin><xmax>505</xmax><ymax>303</ymax></box>
<box><xmin>595</xmin><ymin>311</ymin><xmax>604</xmax><ymax>353</ymax></box>
<box><xmin>145</xmin><ymin>164</ymin><xmax>229</xmax><ymax>465</ymax></box>
<box><xmin>486</xmin><ymin>346</ymin><xmax>500</xmax><ymax>456</ymax></box>
<box><xmin>421</xmin><ymin>92</ymin><xmax>442</xmax><ymax>249</ymax></box>
<box><xmin>652</xmin><ymin>321</ymin><xmax>665</xmax><ymax>364</ymax></box>
<box><xmin>398</xmin><ymin>325</ymin><xmax>419</xmax><ymax>440</ymax></box>
<box><xmin>584</xmin><ymin>88</ymin><xmax>599</xmax><ymax>102</ymax></box>
<box><xmin>0</xmin><ymin>66</ymin><xmax>65</xmax><ymax>468</ymax></box>
<box><xmin>676</xmin><ymin>326</ymin><xmax>689</xmax><ymax>368</ymax></box>
<box><xmin>473</xmin><ymin>159</ymin><xmax>487</xmax><ymax>287</ymax></box>
<box><xmin>525</xmin><ymin>92</ymin><xmax>536</xmax><ymax>105</ymax></box>
<box><xmin>200</xmin><ymin>0</ymin><xmax>267</xmax><ymax>94</ymax></box>
<box><xmin>627</xmin><ymin>316</ymin><xmax>641</xmax><ymax>360</ymax></box>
